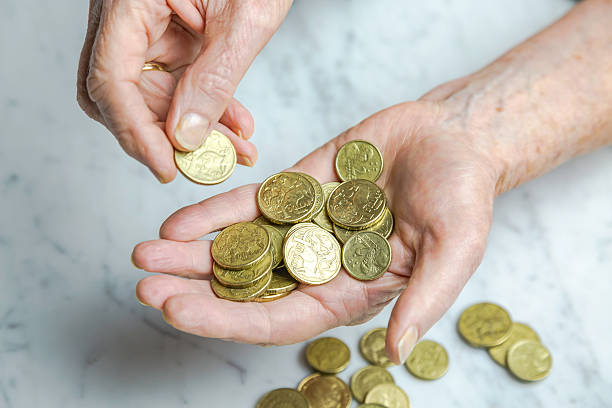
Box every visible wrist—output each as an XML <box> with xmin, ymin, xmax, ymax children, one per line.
<box><xmin>431</xmin><ymin>0</ymin><xmax>612</xmax><ymax>196</ymax></box>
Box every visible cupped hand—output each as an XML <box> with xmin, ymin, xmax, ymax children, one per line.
<box><xmin>77</xmin><ymin>0</ymin><xmax>292</xmax><ymax>182</ymax></box>
<box><xmin>132</xmin><ymin>100</ymin><xmax>500</xmax><ymax>364</ymax></box>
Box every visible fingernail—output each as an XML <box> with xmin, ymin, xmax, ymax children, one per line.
<box><xmin>239</xmin><ymin>154</ymin><xmax>255</xmax><ymax>167</ymax></box>
<box><xmin>130</xmin><ymin>252</ymin><xmax>141</xmax><ymax>269</ymax></box>
<box><xmin>136</xmin><ymin>296</ymin><xmax>150</xmax><ymax>307</ymax></box>
<box><xmin>398</xmin><ymin>326</ymin><xmax>419</xmax><ymax>364</ymax></box>
<box><xmin>154</xmin><ymin>173</ymin><xmax>169</xmax><ymax>184</ymax></box>
<box><xmin>237</xmin><ymin>129</ymin><xmax>245</xmax><ymax>139</ymax></box>
<box><xmin>175</xmin><ymin>112</ymin><xmax>209</xmax><ymax>150</ymax></box>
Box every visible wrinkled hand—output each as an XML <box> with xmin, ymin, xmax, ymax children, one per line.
<box><xmin>77</xmin><ymin>0</ymin><xmax>292</xmax><ymax>182</ymax></box>
<box><xmin>132</xmin><ymin>97</ymin><xmax>500</xmax><ymax>364</ymax></box>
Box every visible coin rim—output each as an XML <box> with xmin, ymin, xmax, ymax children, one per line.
<box><xmin>265</xmin><ymin>268</ymin><xmax>299</xmax><ymax>295</ymax></box>
<box><xmin>212</xmin><ymin>250</ymin><xmax>273</xmax><ymax>288</ymax></box>
<box><xmin>254</xmin><ymin>291</ymin><xmax>292</xmax><ymax>302</ymax></box>
<box><xmin>211</xmin><ymin>271</ymin><xmax>272</xmax><ymax>302</ymax></box>
<box><xmin>334</xmin><ymin>207</ymin><xmax>394</xmax><ymax>244</ymax></box>
<box><xmin>296</xmin><ymin>172</ymin><xmax>325</xmax><ymax>222</ymax></box>
<box><xmin>335</xmin><ymin>139</ymin><xmax>384</xmax><ymax>182</ymax></box>
<box><xmin>174</xmin><ymin>130</ymin><xmax>237</xmax><ymax>185</ymax></box>
<box><xmin>262</xmin><ymin>225</ymin><xmax>284</xmax><ymax>269</ymax></box>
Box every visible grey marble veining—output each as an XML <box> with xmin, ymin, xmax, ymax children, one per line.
<box><xmin>1</xmin><ymin>0</ymin><xmax>611</xmax><ymax>407</ymax></box>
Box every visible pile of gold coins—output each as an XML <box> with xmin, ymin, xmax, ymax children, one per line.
<box><xmin>210</xmin><ymin>140</ymin><xmax>395</xmax><ymax>301</ymax></box>
<box><xmin>458</xmin><ymin>302</ymin><xmax>552</xmax><ymax>381</ymax></box>
<box><xmin>257</xmin><ymin>327</ymin><xmax>449</xmax><ymax>407</ymax></box>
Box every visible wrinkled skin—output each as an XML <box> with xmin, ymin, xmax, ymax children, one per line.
<box><xmin>132</xmin><ymin>99</ymin><xmax>498</xmax><ymax>363</ymax></box>
<box><xmin>77</xmin><ymin>0</ymin><xmax>292</xmax><ymax>182</ymax></box>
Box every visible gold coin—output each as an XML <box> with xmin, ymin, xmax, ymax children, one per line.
<box><xmin>306</xmin><ymin>337</ymin><xmax>351</xmax><ymax>374</ymax></box>
<box><xmin>256</xmin><ymin>388</ymin><xmax>309</xmax><ymax>408</ymax></box>
<box><xmin>506</xmin><ymin>339</ymin><xmax>552</xmax><ymax>381</ymax></box>
<box><xmin>488</xmin><ymin>322</ymin><xmax>540</xmax><ymax>367</ymax></box>
<box><xmin>211</xmin><ymin>222</ymin><xmax>270</xmax><ymax>270</ymax></box>
<box><xmin>360</xmin><ymin>328</ymin><xmax>393</xmax><ymax>367</ymax></box>
<box><xmin>212</xmin><ymin>250</ymin><xmax>273</xmax><ymax>288</ymax></box>
<box><xmin>174</xmin><ymin>130</ymin><xmax>236</xmax><ymax>185</ymax></box>
<box><xmin>350</xmin><ymin>366</ymin><xmax>395</xmax><ymax>403</ymax></box>
<box><xmin>297</xmin><ymin>172</ymin><xmax>325</xmax><ymax>221</ymax></box>
<box><xmin>253</xmin><ymin>215</ymin><xmax>292</xmax><ymax>237</ymax></box>
<box><xmin>335</xmin><ymin>140</ymin><xmax>384</xmax><ymax>182</ymax></box>
<box><xmin>257</xmin><ymin>172</ymin><xmax>316</xmax><ymax>224</ymax></box>
<box><xmin>342</xmin><ymin>231</ymin><xmax>391</xmax><ymax>281</ymax></box>
<box><xmin>458</xmin><ymin>302</ymin><xmax>512</xmax><ymax>347</ymax></box>
<box><xmin>358</xmin><ymin>405</ymin><xmax>387</xmax><ymax>408</ymax></box>
<box><xmin>405</xmin><ymin>340</ymin><xmax>449</xmax><ymax>380</ymax></box>
<box><xmin>265</xmin><ymin>268</ymin><xmax>298</xmax><ymax>295</ymax></box>
<box><xmin>211</xmin><ymin>271</ymin><xmax>271</xmax><ymax>302</ymax></box>
<box><xmin>327</xmin><ymin>179</ymin><xmax>386</xmax><ymax>230</ymax></box>
<box><xmin>284</xmin><ymin>224</ymin><xmax>341</xmax><ymax>285</ymax></box>
<box><xmin>297</xmin><ymin>373</ymin><xmax>351</xmax><ymax>408</ymax></box>
<box><xmin>313</xmin><ymin>182</ymin><xmax>341</xmax><ymax>232</ymax></box>
<box><xmin>254</xmin><ymin>291</ymin><xmax>291</xmax><ymax>303</ymax></box>
<box><xmin>334</xmin><ymin>207</ymin><xmax>394</xmax><ymax>244</ymax></box>
<box><xmin>364</xmin><ymin>383</ymin><xmax>410</xmax><ymax>408</ymax></box>
<box><xmin>262</xmin><ymin>225</ymin><xmax>284</xmax><ymax>269</ymax></box>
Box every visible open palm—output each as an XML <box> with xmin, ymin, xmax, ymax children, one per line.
<box><xmin>132</xmin><ymin>101</ymin><xmax>497</xmax><ymax>363</ymax></box>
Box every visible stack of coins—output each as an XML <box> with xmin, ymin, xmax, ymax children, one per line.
<box><xmin>458</xmin><ymin>302</ymin><xmax>552</xmax><ymax>381</ymax></box>
<box><xmin>210</xmin><ymin>140</ymin><xmax>394</xmax><ymax>302</ymax></box>
<box><xmin>175</xmin><ymin>130</ymin><xmax>237</xmax><ymax>185</ymax></box>
<box><xmin>210</xmin><ymin>222</ymin><xmax>298</xmax><ymax>302</ymax></box>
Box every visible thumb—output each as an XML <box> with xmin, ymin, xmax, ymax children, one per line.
<box><xmin>385</xmin><ymin>227</ymin><xmax>487</xmax><ymax>365</ymax></box>
<box><xmin>167</xmin><ymin>2</ymin><xmax>291</xmax><ymax>152</ymax></box>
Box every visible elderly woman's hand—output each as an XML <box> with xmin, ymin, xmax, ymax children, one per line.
<box><xmin>77</xmin><ymin>0</ymin><xmax>292</xmax><ymax>182</ymax></box>
<box><xmin>131</xmin><ymin>99</ymin><xmax>499</xmax><ymax>363</ymax></box>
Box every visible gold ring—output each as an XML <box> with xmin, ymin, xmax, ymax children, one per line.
<box><xmin>142</xmin><ymin>62</ymin><xmax>168</xmax><ymax>72</ymax></box>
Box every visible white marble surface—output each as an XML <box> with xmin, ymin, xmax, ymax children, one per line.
<box><xmin>1</xmin><ymin>0</ymin><xmax>611</xmax><ymax>407</ymax></box>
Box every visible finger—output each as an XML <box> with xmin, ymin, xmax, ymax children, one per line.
<box><xmin>87</xmin><ymin>0</ymin><xmax>177</xmax><ymax>182</ymax></box>
<box><xmin>166</xmin><ymin>3</ymin><xmax>290</xmax><ymax>154</ymax></box>
<box><xmin>153</xmin><ymin>268</ymin><xmax>408</xmax><ymax>344</ymax></box>
<box><xmin>385</xmin><ymin>227</ymin><xmax>488</xmax><ymax>365</ymax></box>
<box><xmin>132</xmin><ymin>239</ymin><xmax>213</xmax><ymax>279</ymax></box>
<box><xmin>136</xmin><ymin>274</ymin><xmax>209</xmax><ymax>308</ymax></box>
<box><xmin>160</xmin><ymin>183</ymin><xmax>260</xmax><ymax>241</ymax></box>
<box><xmin>219</xmin><ymin>98</ymin><xmax>255</xmax><ymax>140</ymax></box>
<box><xmin>138</xmin><ymin>71</ymin><xmax>256</xmax><ymax>156</ymax></box>
<box><xmin>77</xmin><ymin>0</ymin><xmax>103</xmax><ymax>123</ymax></box>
